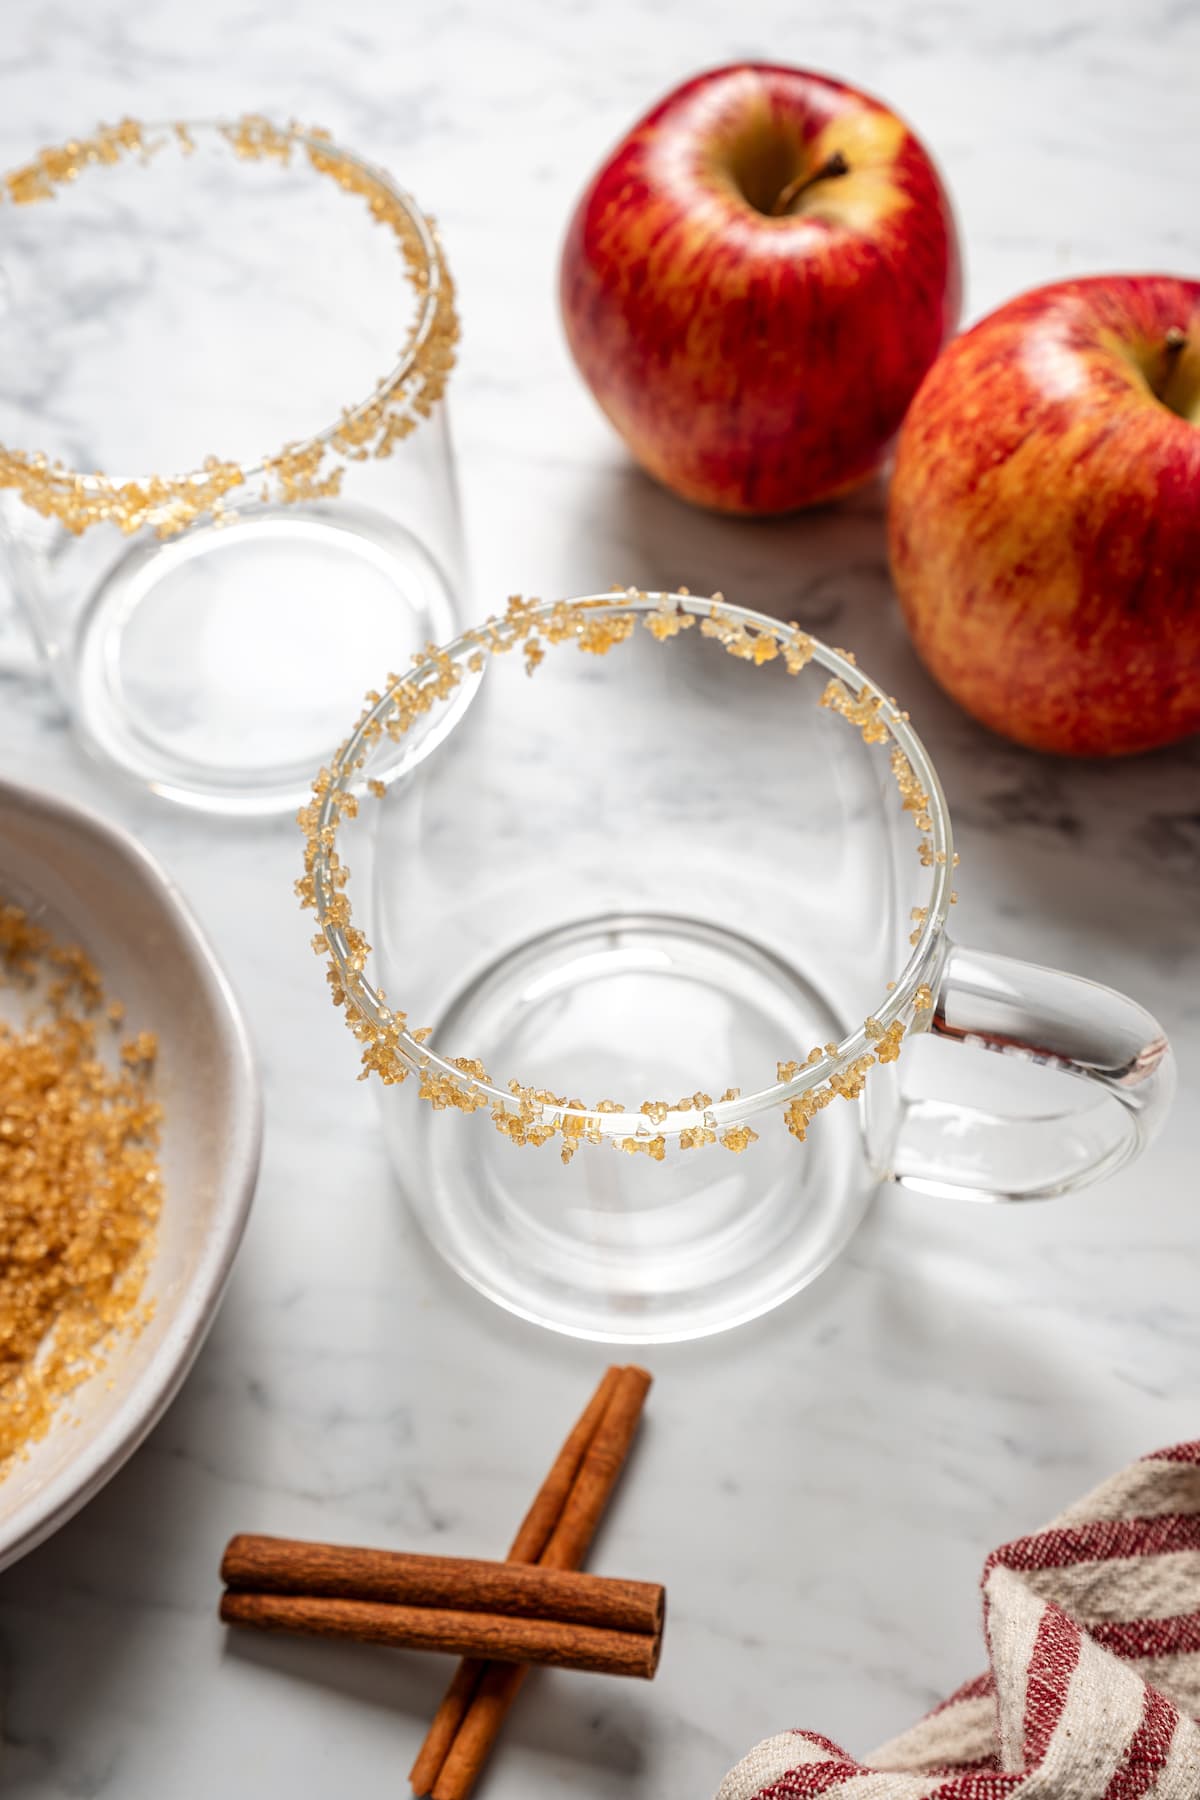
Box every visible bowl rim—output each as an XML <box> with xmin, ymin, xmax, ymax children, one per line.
<box><xmin>0</xmin><ymin>777</ymin><xmax>262</xmax><ymax>1571</ymax></box>
<box><xmin>304</xmin><ymin>588</ymin><xmax>956</xmax><ymax>1145</ymax></box>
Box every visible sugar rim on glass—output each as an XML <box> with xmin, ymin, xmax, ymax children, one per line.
<box><xmin>298</xmin><ymin>589</ymin><xmax>957</xmax><ymax>1162</ymax></box>
<box><xmin>0</xmin><ymin>115</ymin><xmax>458</xmax><ymax>538</ymax></box>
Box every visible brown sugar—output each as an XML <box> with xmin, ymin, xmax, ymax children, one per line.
<box><xmin>0</xmin><ymin>904</ymin><xmax>162</xmax><ymax>1468</ymax></box>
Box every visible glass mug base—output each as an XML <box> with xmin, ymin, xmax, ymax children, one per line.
<box><xmin>71</xmin><ymin>502</ymin><xmax>460</xmax><ymax>815</ymax></box>
<box><xmin>387</xmin><ymin>911</ymin><xmax>874</xmax><ymax>1343</ymax></box>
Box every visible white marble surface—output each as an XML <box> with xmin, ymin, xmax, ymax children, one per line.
<box><xmin>2</xmin><ymin>1</ymin><xmax>1199</xmax><ymax>1793</ymax></box>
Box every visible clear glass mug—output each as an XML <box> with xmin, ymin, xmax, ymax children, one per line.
<box><xmin>301</xmin><ymin>590</ymin><xmax>1174</xmax><ymax>1343</ymax></box>
<box><xmin>0</xmin><ymin>116</ymin><xmax>464</xmax><ymax>814</ymax></box>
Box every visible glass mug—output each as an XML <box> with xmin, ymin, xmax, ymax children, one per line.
<box><xmin>0</xmin><ymin>116</ymin><xmax>464</xmax><ymax>814</ymax></box>
<box><xmin>302</xmin><ymin>590</ymin><xmax>1174</xmax><ymax>1343</ymax></box>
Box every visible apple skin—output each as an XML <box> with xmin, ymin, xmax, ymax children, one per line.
<box><xmin>560</xmin><ymin>65</ymin><xmax>961</xmax><ymax>515</ymax></box>
<box><xmin>889</xmin><ymin>276</ymin><xmax>1200</xmax><ymax>756</ymax></box>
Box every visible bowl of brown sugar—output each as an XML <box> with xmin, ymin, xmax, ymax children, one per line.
<box><xmin>0</xmin><ymin>779</ymin><xmax>260</xmax><ymax>1569</ymax></box>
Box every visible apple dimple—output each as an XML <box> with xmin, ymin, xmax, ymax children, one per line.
<box><xmin>722</xmin><ymin>125</ymin><xmax>807</xmax><ymax>217</ymax></box>
<box><xmin>1138</xmin><ymin>327</ymin><xmax>1200</xmax><ymax>425</ymax></box>
<box><xmin>722</xmin><ymin>127</ymin><xmax>851</xmax><ymax>221</ymax></box>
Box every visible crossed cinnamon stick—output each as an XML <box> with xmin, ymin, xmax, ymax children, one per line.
<box><xmin>219</xmin><ymin>1366</ymin><xmax>654</xmax><ymax>1799</ymax></box>
<box><xmin>411</xmin><ymin>1364</ymin><xmax>652</xmax><ymax>1798</ymax></box>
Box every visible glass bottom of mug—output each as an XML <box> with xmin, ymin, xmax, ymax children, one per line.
<box><xmin>71</xmin><ymin>502</ymin><xmax>462</xmax><ymax>815</ymax></box>
<box><xmin>389</xmin><ymin>912</ymin><xmax>875</xmax><ymax>1343</ymax></box>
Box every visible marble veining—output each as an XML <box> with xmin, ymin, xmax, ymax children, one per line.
<box><xmin>1</xmin><ymin>1</ymin><xmax>1199</xmax><ymax>1794</ymax></box>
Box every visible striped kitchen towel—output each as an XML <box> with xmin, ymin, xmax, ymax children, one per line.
<box><xmin>718</xmin><ymin>1441</ymin><xmax>1200</xmax><ymax>1796</ymax></box>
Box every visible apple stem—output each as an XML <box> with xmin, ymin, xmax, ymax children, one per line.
<box><xmin>770</xmin><ymin>149</ymin><xmax>850</xmax><ymax>217</ymax></box>
<box><xmin>1150</xmin><ymin>325</ymin><xmax>1190</xmax><ymax>409</ymax></box>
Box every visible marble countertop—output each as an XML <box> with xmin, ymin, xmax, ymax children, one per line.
<box><xmin>1</xmin><ymin>1</ymin><xmax>1199</xmax><ymax>1794</ymax></box>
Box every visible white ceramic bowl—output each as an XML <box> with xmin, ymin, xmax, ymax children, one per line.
<box><xmin>0</xmin><ymin>779</ymin><xmax>261</xmax><ymax>1569</ymax></box>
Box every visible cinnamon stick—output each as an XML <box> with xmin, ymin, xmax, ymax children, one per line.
<box><xmin>541</xmin><ymin>1365</ymin><xmax>654</xmax><ymax>1572</ymax></box>
<box><xmin>428</xmin><ymin>1364</ymin><xmax>653</xmax><ymax>1800</ymax></box>
<box><xmin>409</xmin><ymin>1364</ymin><xmax>622</xmax><ymax>1796</ymax></box>
<box><xmin>219</xmin><ymin>1591</ymin><xmax>661</xmax><ymax>1678</ymax></box>
<box><xmin>221</xmin><ymin>1537</ymin><xmax>664</xmax><ymax>1636</ymax></box>
<box><xmin>505</xmin><ymin>1365</ymin><xmax>625</xmax><ymax>1562</ymax></box>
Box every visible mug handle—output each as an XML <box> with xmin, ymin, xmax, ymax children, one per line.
<box><xmin>889</xmin><ymin>942</ymin><xmax>1175</xmax><ymax>1201</ymax></box>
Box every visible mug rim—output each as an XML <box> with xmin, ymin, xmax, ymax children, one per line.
<box><xmin>303</xmin><ymin>589</ymin><xmax>956</xmax><ymax>1143</ymax></box>
<box><xmin>0</xmin><ymin>116</ymin><xmax>456</xmax><ymax>531</ymax></box>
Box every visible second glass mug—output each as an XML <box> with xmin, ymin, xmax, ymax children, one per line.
<box><xmin>0</xmin><ymin>116</ymin><xmax>464</xmax><ymax>814</ymax></box>
<box><xmin>304</xmin><ymin>590</ymin><xmax>1175</xmax><ymax>1343</ymax></box>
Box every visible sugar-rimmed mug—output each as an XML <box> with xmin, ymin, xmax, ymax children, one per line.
<box><xmin>0</xmin><ymin>116</ymin><xmax>463</xmax><ymax>815</ymax></box>
<box><xmin>302</xmin><ymin>590</ymin><xmax>1174</xmax><ymax>1343</ymax></box>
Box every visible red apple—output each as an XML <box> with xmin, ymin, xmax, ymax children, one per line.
<box><xmin>889</xmin><ymin>276</ymin><xmax>1200</xmax><ymax>756</ymax></box>
<box><xmin>559</xmin><ymin>64</ymin><xmax>960</xmax><ymax>515</ymax></box>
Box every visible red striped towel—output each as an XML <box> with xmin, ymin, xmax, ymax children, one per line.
<box><xmin>718</xmin><ymin>1442</ymin><xmax>1200</xmax><ymax>1796</ymax></box>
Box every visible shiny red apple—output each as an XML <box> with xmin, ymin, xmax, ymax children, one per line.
<box><xmin>560</xmin><ymin>64</ymin><xmax>961</xmax><ymax>514</ymax></box>
<box><xmin>889</xmin><ymin>275</ymin><xmax>1200</xmax><ymax>756</ymax></box>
